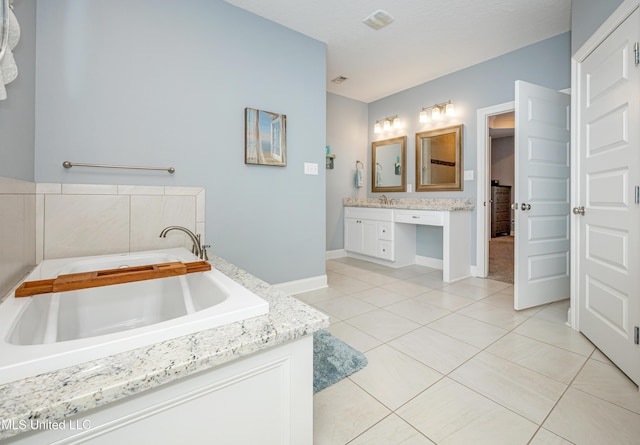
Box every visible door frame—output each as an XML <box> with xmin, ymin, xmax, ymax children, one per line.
<box><xmin>476</xmin><ymin>101</ymin><xmax>515</xmax><ymax>278</ymax></box>
<box><xmin>570</xmin><ymin>0</ymin><xmax>640</xmax><ymax>330</ymax></box>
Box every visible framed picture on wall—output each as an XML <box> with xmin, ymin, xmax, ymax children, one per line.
<box><xmin>244</xmin><ymin>107</ymin><xmax>287</xmax><ymax>167</ymax></box>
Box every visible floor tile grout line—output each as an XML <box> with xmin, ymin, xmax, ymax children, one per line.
<box><xmin>346</xmin><ymin>371</ymin><xmax>447</xmax><ymax>444</ymax></box>
<box><xmin>371</xmin><ymin>296</ymin><xmax>575</xmax><ymax>432</ymax></box>
<box><xmin>321</xmin><ymin>258</ymin><xmax>590</xmax><ymax>444</ymax></box>
<box><xmin>530</xmin><ymin>354</ymin><xmax>594</xmax><ymax>444</ymax></box>
<box><xmin>569</xmin><ymin>351</ymin><xmax>640</xmax><ymax>416</ymax></box>
<box><xmin>507</xmin><ymin>326</ymin><xmax>595</xmax><ymax>358</ymax></box>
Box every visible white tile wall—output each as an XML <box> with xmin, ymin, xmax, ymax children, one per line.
<box><xmin>44</xmin><ymin>195</ymin><xmax>130</xmax><ymax>259</ymax></box>
<box><xmin>37</xmin><ymin>184</ymin><xmax>205</xmax><ymax>261</ymax></box>
<box><xmin>0</xmin><ymin>180</ymin><xmax>205</xmax><ymax>297</ymax></box>
<box><xmin>130</xmin><ymin>195</ymin><xmax>197</xmax><ymax>252</ymax></box>
<box><xmin>0</xmin><ymin>178</ymin><xmax>36</xmax><ymax>298</ymax></box>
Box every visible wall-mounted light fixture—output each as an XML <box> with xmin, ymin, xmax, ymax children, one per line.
<box><xmin>419</xmin><ymin>101</ymin><xmax>455</xmax><ymax>123</ymax></box>
<box><xmin>374</xmin><ymin>114</ymin><xmax>400</xmax><ymax>133</ymax></box>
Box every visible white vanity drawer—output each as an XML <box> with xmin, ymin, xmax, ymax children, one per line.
<box><xmin>377</xmin><ymin>240</ymin><xmax>393</xmax><ymax>260</ymax></box>
<box><xmin>345</xmin><ymin>207</ymin><xmax>393</xmax><ymax>222</ymax></box>
<box><xmin>377</xmin><ymin>223</ymin><xmax>393</xmax><ymax>240</ymax></box>
<box><xmin>394</xmin><ymin>210</ymin><xmax>444</xmax><ymax>226</ymax></box>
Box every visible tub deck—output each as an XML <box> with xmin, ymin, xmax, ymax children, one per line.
<box><xmin>0</xmin><ymin>252</ymin><xmax>328</xmax><ymax>441</ymax></box>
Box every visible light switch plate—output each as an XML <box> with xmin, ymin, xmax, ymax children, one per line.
<box><xmin>304</xmin><ymin>163</ymin><xmax>319</xmax><ymax>175</ymax></box>
<box><xmin>407</xmin><ymin>184</ymin><xmax>412</xmax><ymax>193</ymax></box>
<box><xmin>464</xmin><ymin>170</ymin><xmax>474</xmax><ymax>181</ymax></box>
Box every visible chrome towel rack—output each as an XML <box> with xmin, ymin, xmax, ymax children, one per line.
<box><xmin>62</xmin><ymin>161</ymin><xmax>175</xmax><ymax>174</ymax></box>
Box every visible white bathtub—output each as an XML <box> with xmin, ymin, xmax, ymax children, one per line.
<box><xmin>0</xmin><ymin>248</ymin><xmax>269</xmax><ymax>385</ymax></box>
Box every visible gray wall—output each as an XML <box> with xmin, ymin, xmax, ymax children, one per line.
<box><xmin>491</xmin><ymin>137</ymin><xmax>514</xmax><ymax>190</ymax></box>
<box><xmin>571</xmin><ymin>0</ymin><xmax>624</xmax><ymax>54</ymax></box>
<box><xmin>34</xmin><ymin>0</ymin><xmax>327</xmax><ymax>284</ymax></box>
<box><xmin>326</xmin><ymin>93</ymin><xmax>368</xmax><ymax>251</ymax></box>
<box><xmin>0</xmin><ymin>0</ymin><xmax>36</xmax><ymax>181</ymax></box>
<box><xmin>367</xmin><ymin>32</ymin><xmax>571</xmax><ymax>262</ymax></box>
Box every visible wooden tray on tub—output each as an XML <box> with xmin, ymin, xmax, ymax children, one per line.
<box><xmin>14</xmin><ymin>261</ymin><xmax>211</xmax><ymax>298</ymax></box>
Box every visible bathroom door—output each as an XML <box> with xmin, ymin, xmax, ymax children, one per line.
<box><xmin>575</xmin><ymin>8</ymin><xmax>640</xmax><ymax>386</ymax></box>
<box><xmin>513</xmin><ymin>81</ymin><xmax>571</xmax><ymax>310</ymax></box>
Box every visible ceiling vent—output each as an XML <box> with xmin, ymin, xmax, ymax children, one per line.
<box><xmin>362</xmin><ymin>9</ymin><xmax>394</xmax><ymax>30</ymax></box>
<box><xmin>331</xmin><ymin>76</ymin><xmax>348</xmax><ymax>84</ymax></box>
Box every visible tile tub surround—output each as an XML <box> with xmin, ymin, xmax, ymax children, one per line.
<box><xmin>35</xmin><ymin>184</ymin><xmax>206</xmax><ymax>262</ymax></box>
<box><xmin>0</xmin><ymin>256</ymin><xmax>329</xmax><ymax>441</ymax></box>
<box><xmin>0</xmin><ymin>178</ymin><xmax>36</xmax><ymax>299</ymax></box>
<box><xmin>343</xmin><ymin>197</ymin><xmax>474</xmax><ymax>211</ymax></box>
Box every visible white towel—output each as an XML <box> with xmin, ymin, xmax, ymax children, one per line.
<box><xmin>355</xmin><ymin>167</ymin><xmax>363</xmax><ymax>188</ymax></box>
<box><xmin>0</xmin><ymin>7</ymin><xmax>21</xmax><ymax>101</ymax></box>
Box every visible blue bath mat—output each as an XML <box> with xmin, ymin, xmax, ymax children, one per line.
<box><xmin>313</xmin><ymin>329</ymin><xmax>368</xmax><ymax>393</ymax></box>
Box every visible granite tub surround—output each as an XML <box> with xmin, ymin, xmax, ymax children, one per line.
<box><xmin>0</xmin><ymin>255</ymin><xmax>329</xmax><ymax>441</ymax></box>
<box><xmin>343</xmin><ymin>197</ymin><xmax>474</xmax><ymax>211</ymax></box>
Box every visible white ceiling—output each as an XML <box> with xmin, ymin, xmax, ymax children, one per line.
<box><xmin>224</xmin><ymin>0</ymin><xmax>572</xmax><ymax>103</ymax></box>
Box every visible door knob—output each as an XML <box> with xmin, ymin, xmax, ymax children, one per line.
<box><xmin>572</xmin><ymin>206</ymin><xmax>585</xmax><ymax>215</ymax></box>
<box><xmin>520</xmin><ymin>203</ymin><xmax>531</xmax><ymax>211</ymax></box>
<box><xmin>511</xmin><ymin>203</ymin><xmax>518</xmax><ymax>210</ymax></box>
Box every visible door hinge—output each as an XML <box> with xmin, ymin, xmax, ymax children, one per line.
<box><xmin>635</xmin><ymin>43</ymin><xmax>640</xmax><ymax>65</ymax></box>
<box><xmin>635</xmin><ymin>185</ymin><xmax>639</xmax><ymax>204</ymax></box>
<box><xmin>635</xmin><ymin>326</ymin><xmax>639</xmax><ymax>345</ymax></box>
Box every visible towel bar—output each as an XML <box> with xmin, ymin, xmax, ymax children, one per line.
<box><xmin>63</xmin><ymin>161</ymin><xmax>175</xmax><ymax>174</ymax></box>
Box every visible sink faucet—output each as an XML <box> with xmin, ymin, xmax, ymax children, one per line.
<box><xmin>380</xmin><ymin>194</ymin><xmax>389</xmax><ymax>205</ymax></box>
<box><xmin>159</xmin><ymin>226</ymin><xmax>209</xmax><ymax>260</ymax></box>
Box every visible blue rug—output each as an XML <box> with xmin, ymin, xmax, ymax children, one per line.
<box><xmin>313</xmin><ymin>329</ymin><xmax>368</xmax><ymax>393</ymax></box>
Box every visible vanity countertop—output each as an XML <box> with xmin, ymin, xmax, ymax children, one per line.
<box><xmin>343</xmin><ymin>197</ymin><xmax>474</xmax><ymax>211</ymax></box>
<box><xmin>0</xmin><ymin>257</ymin><xmax>329</xmax><ymax>440</ymax></box>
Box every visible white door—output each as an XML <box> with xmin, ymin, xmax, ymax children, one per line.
<box><xmin>514</xmin><ymin>81</ymin><xmax>571</xmax><ymax>310</ymax></box>
<box><xmin>577</xmin><ymin>9</ymin><xmax>640</xmax><ymax>386</ymax></box>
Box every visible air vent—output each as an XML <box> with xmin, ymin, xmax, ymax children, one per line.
<box><xmin>362</xmin><ymin>9</ymin><xmax>394</xmax><ymax>30</ymax></box>
<box><xmin>331</xmin><ymin>76</ymin><xmax>348</xmax><ymax>84</ymax></box>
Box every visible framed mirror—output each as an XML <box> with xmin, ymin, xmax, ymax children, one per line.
<box><xmin>415</xmin><ymin>124</ymin><xmax>463</xmax><ymax>191</ymax></box>
<box><xmin>372</xmin><ymin>136</ymin><xmax>406</xmax><ymax>193</ymax></box>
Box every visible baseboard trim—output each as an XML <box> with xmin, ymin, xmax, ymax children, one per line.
<box><xmin>415</xmin><ymin>255</ymin><xmax>443</xmax><ymax>270</ymax></box>
<box><xmin>273</xmin><ymin>274</ymin><xmax>328</xmax><ymax>296</ymax></box>
<box><xmin>326</xmin><ymin>249</ymin><xmax>347</xmax><ymax>260</ymax></box>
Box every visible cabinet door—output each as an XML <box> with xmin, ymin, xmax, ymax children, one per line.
<box><xmin>362</xmin><ymin>220</ymin><xmax>378</xmax><ymax>257</ymax></box>
<box><xmin>344</xmin><ymin>218</ymin><xmax>364</xmax><ymax>253</ymax></box>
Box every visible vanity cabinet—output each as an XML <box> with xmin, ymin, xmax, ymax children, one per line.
<box><xmin>344</xmin><ymin>208</ymin><xmax>394</xmax><ymax>261</ymax></box>
<box><xmin>344</xmin><ymin>205</ymin><xmax>472</xmax><ymax>282</ymax></box>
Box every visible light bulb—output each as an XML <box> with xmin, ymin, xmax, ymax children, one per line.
<box><xmin>445</xmin><ymin>102</ymin><xmax>454</xmax><ymax>116</ymax></box>
<box><xmin>432</xmin><ymin>106</ymin><xmax>441</xmax><ymax>120</ymax></box>
<box><xmin>374</xmin><ymin>121</ymin><xmax>381</xmax><ymax>133</ymax></box>
<box><xmin>393</xmin><ymin>116</ymin><xmax>400</xmax><ymax>129</ymax></box>
<box><xmin>383</xmin><ymin>119</ymin><xmax>391</xmax><ymax>131</ymax></box>
<box><xmin>419</xmin><ymin>109</ymin><xmax>428</xmax><ymax>123</ymax></box>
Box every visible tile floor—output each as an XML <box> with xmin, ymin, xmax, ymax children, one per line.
<box><xmin>295</xmin><ymin>257</ymin><xmax>640</xmax><ymax>445</ymax></box>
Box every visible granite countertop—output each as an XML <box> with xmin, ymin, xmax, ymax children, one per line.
<box><xmin>343</xmin><ymin>197</ymin><xmax>474</xmax><ymax>211</ymax></box>
<box><xmin>0</xmin><ymin>257</ymin><xmax>329</xmax><ymax>440</ymax></box>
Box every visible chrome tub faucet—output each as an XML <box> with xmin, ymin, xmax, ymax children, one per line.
<box><xmin>159</xmin><ymin>226</ymin><xmax>209</xmax><ymax>260</ymax></box>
